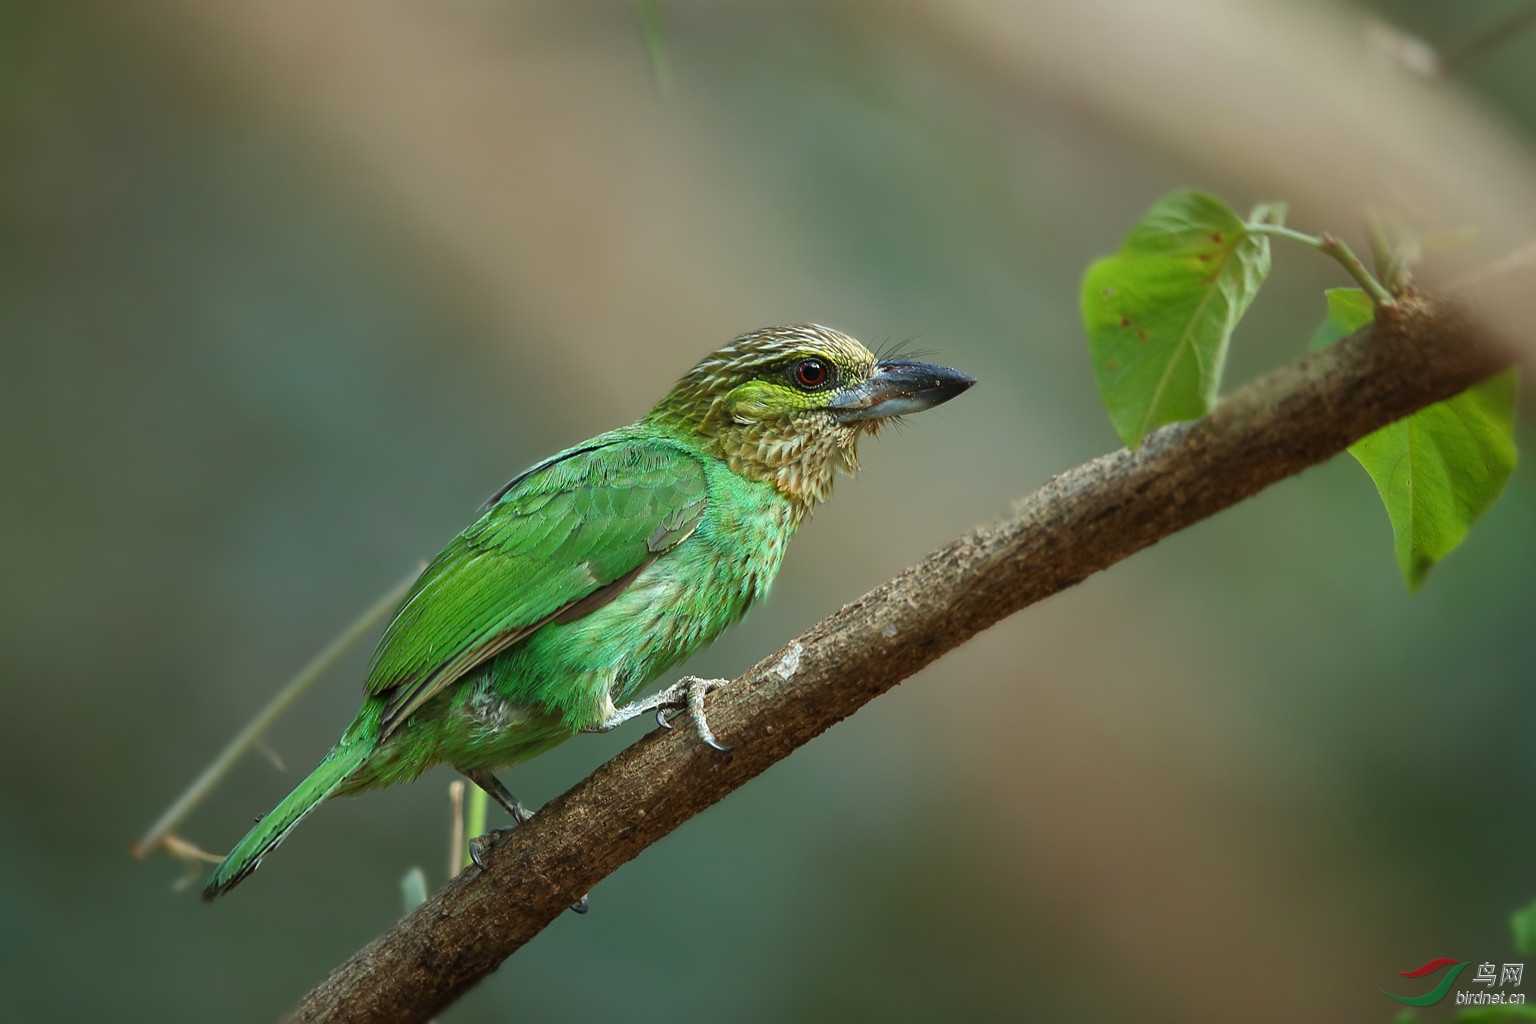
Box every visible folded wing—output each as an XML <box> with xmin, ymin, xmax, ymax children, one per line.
<box><xmin>366</xmin><ymin>438</ymin><xmax>708</xmax><ymax>737</ymax></box>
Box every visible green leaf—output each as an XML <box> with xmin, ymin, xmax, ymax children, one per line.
<box><xmin>1511</xmin><ymin>897</ymin><xmax>1536</xmax><ymax>957</ymax></box>
<box><xmin>1081</xmin><ymin>190</ymin><xmax>1276</xmax><ymax>448</ymax></box>
<box><xmin>1455</xmin><ymin>1008</ymin><xmax>1536</xmax><ymax>1023</ymax></box>
<box><xmin>1307</xmin><ymin>285</ymin><xmax>1375</xmax><ymax>354</ymax></box>
<box><xmin>1310</xmin><ymin>288</ymin><xmax>1519</xmax><ymax>591</ymax></box>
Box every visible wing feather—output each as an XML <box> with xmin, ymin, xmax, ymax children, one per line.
<box><xmin>366</xmin><ymin>438</ymin><xmax>707</xmax><ymax>736</ymax></box>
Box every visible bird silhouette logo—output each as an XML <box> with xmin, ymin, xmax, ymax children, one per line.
<box><xmin>1382</xmin><ymin>958</ymin><xmax>1471</xmax><ymax>1006</ymax></box>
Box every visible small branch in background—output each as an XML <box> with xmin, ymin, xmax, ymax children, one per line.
<box><xmin>463</xmin><ymin>786</ymin><xmax>487</xmax><ymax>873</ymax></box>
<box><xmin>131</xmin><ymin>565</ymin><xmax>421</xmax><ymax>862</ymax></box>
<box><xmin>159</xmin><ymin>834</ymin><xmax>224</xmax><ymax>892</ymax></box>
<box><xmin>254</xmin><ymin>740</ymin><xmax>286</xmax><ymax>773</ymax></box>
<box><xmin>446</xmin><ymin>781</ymin><xmax>465</xmax><ymax>883</ymax></box>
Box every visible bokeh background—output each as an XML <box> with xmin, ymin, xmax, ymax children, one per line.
<box><xmin>4</xmin><ymin>1</ymin><xmax>1536</xmax><ymax>1021</ymax></box>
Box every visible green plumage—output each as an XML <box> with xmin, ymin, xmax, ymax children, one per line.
<box><xmin>204</xmin><ymin>325</ymin><xmax>973</xmax><ymax>899</ymax></box>
<box><xmin>368</xmin><ymin>436</ymin><xmax>714</xmax><ymax>734</ymax></box>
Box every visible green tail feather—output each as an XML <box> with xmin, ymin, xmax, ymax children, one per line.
<box><xmin>201</xmin><ymin>737</ymin><xmax>371</xmax><ymax>901</ymax></box>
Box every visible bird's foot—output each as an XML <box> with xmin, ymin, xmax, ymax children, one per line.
<box><xmin>467</xmin><ymin>827</ymin><xmax>518</xmax><ymax>871</ymax></box>
<box><xmin>587</xmin><ymin>676</ymin><xmax>733</xmax><ymax>752</ymax></box>
<box><xmin>655</xmin><ymin>676</ymin><xmax>733</xmax><ymax>752</ymax></box>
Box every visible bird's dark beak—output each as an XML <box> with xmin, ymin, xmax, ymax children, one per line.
<box><xmin>828</xmin><ymin>360</ymin><xmax>976</xmax><ymax>423</ymax></box>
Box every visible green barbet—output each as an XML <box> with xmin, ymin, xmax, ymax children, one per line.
<box><xmin>203</xmin><ymin>325</ymin><xmax>973</xmax><ymax>899</ymax></box>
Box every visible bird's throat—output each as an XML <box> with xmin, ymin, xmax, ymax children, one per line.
<box><xmin>712</xmin><ymin>413</ymin><xmax>871</xmax><ymax>522</ymax></box>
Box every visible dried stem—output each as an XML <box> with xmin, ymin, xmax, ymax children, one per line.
<box><xmin>132</xmin><ymin>566</ymin><xmax>421</xmax><ymax>861</ymax></box>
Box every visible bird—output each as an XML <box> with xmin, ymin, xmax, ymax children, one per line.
<box><xmin>202</xmin><ymin>324</ymin><xmax>974</xmax><ymax>899</ymax></box>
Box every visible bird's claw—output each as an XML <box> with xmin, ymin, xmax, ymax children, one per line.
<box><xmin>652</xmin><ymin>677</ymin><xmax>731</xmax><ymax>749</ymax></box>
<box><xmin>570</xmin><ymin>894</ymin><xmax>590</xmax><ymax>915</ymax></box>
<box><xmin>467</xmin><ymin>826</ymin><xmax>519</xmax><ymax>872</ymax></box>
<box><xmin>680</xmin><ymin>675</ymin><xmax>732</xmax><ymax>752</ymax></box>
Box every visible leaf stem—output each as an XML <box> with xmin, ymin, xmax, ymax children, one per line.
<box><xmin>131</xmin><ymin>565</ymin><xmax>421</xmax><ymax>860</ymax></box>
<box><xmin>1246</xmin><ymin>222</ymin><xmax>1396</xmax><ymax>308</ymax></box>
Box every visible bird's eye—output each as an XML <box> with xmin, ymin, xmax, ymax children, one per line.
<box><xmin>794</xmin><ymin>358</ymin><xmax>830</xmax><ymax>389</ymax></box>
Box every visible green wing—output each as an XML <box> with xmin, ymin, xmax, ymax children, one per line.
<box><xmin>366</xmin><ymin>437</ymin><xmax>708</xmax><ymax>736</ymax></box>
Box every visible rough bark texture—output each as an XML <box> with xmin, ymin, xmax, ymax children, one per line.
<box><xmin>291</xmin><ymin>287</ymin><xmax>1518</xmax><ymax>1023</ymax></box>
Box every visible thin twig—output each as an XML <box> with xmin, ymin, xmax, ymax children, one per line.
<box><xmin>161</xmin><ymin>833</ymin><xmax>226</xmax><ymax>892</ymax></box>
<box><xmin>289</xmin><ymin>265</ymin><xmax>1523</xmax><ymax>1023</ymax></box>
<box><xmin>131</xmin><ymin>566</ymin><xmax>421</xmax><ymax>860</ymax></box>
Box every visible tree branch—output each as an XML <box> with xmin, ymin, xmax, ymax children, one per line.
<box><xmin>291</xmin><ymin>280</ymin><xmax>1523</xmax><ymax>1022</ymax></box>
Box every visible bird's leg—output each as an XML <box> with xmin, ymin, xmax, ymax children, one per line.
<box><xmin>585</xmin><ymin>676</ymin><xmax>733</xmax><ymax>752</ymax></box>
<box><xmin>461</xmin><ymin>768</ymin><xmax>532</xmax><ymax>825</ymax></box>
<box><xmin>463</xmin><ymin>769</ymin><xmax>530</xmax><ymax>875</ymax></box>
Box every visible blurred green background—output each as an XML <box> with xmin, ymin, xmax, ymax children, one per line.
<box><xmin>4</xmin><ymin>1</ymin><xmax>1536</xmax><ymax>1021</ymax></box>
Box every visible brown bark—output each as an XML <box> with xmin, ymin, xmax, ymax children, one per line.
<box><xmin>291</xmin><ymin>280</ymin><xmax>1522</xmax><ymax>1023</ymax></box>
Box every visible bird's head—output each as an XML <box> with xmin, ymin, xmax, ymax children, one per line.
<box><xmin>645</xmin><ymin>324</ymin><xmax>974</xmax><ymax>515</ymax></box>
